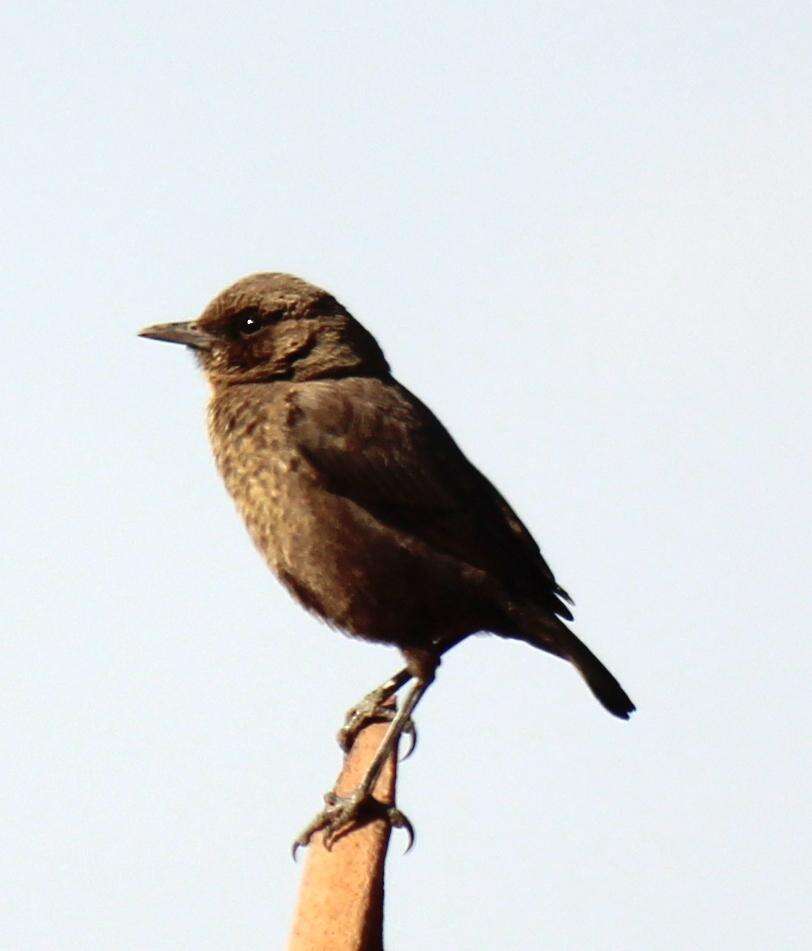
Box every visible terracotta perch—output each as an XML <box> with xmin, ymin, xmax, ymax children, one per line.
<box><xmin>288</xmin><ymin>707</ymin><xmax>401</xmax><ymax>951</ymax></box>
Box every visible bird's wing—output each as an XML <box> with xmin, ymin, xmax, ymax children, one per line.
<box><xmin>287</xmin><ymin>378</ymin><xmax>572</xmax><ymax>619</ymax></box>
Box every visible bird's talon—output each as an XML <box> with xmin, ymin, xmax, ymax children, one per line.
<box><xmin>399</xmin><ymin>720</ymin><xmax>418</xmax><ymax>760</ymax></box>
<box><xmin>338</xmin><ymin>693</ymin><xmax>410</xmax><ymax>752</ymax></box>
<box><xmin>387</xmin><ymin>806</ymin><xmax>415</xmax><ymax>852</ymax></box>
<box><xmin>292</xmin><ymin>791</ymin><xmax>414</xmax><ymax>856</ymax></box>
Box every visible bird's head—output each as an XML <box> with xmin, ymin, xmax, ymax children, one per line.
<box><xmin>139</xmin><ymin>273</ymin><xmax>389</xmax><ymax>386</ymax></box>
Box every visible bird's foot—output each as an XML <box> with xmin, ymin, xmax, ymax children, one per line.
<box><xmin>292</xmin><ymin>790</ymin><xmax>414</xmax><ymax>857</ymax></box>
<box><xmin>338</xmin><ymin>691</ymin><xmax>416</xmax><ymax>757</ymax></box>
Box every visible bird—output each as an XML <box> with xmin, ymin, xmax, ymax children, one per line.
<box><xmin>139</xmin><ymin>272</ymin><xmax>635</xmax><ymax>850</ymax></box>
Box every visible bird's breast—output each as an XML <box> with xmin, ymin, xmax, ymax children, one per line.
<box><xmin>207</xmin><ymin>387</ymin><xmax>314</xmax><ymax>569</ymax></box>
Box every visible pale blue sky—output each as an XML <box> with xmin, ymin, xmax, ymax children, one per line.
<box><xmin>3</xmin><ymin>3</ymin><xmax>810</xmax><ymax>948</ymax></box>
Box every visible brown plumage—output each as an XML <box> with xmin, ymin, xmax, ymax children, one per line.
<box><xmin>140</xmin><ymin>272</ymin><xmax>634</xmax><ymax>847</ymax></box>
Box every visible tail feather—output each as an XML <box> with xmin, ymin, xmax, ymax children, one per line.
<box><xmin>518</xmin><ymin>616</ymin><xmax>636</xmax><ymax>720</ymax></box>
<box><xmin>566</xmin><ymin>635</ymin><xmax>636</xmax><ymax>719</ymax></box>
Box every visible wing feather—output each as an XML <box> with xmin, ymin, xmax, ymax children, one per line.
<box><xmin>289</xmin><ymin>379</ymin><xmax>572</xmax><ymax>620</ymax></box>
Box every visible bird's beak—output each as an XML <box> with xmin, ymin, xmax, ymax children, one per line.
<box><xmin>138</xmin><ymin>320</ymin><xmax>214</xmax><ymax>350</ymax></box>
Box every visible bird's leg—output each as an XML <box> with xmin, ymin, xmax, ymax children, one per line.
<box><xmin>294</xmin><ymin>654</ymin><xmax>437</xmax><ymax>855</ymax></box>
<box><xmin>337</xmin><ymin>666</ymin><xmax>414</xmax><ymax>753</ymax></box>
<box><xmin>337</xmin><ymin>635</ymin><xmax>466</xmax><ymax>754</ymax></box>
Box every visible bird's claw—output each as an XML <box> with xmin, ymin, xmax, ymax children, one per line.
<box><xmin>338</xmin><ymin>696</ymin><xmax>417</xmax><ymax>758</ymax></box>
<box><xmin>292</xmin><ymin>790</ymin><xmax>414</xmax><ymax>859</ymax></box>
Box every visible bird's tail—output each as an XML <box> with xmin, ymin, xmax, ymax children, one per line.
<box><xmin>517</xmin><ymin>615</ymin><xmax>636</xmax><ymax>720</ymax></box>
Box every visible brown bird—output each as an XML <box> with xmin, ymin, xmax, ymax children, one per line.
<box><xmin>139</xmin><ymin>273</ymin><xmax>634</xmax><ymax>849</ymax></box>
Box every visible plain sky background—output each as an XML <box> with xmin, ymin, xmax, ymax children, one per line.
<box><xmin>3</xmin><ymin>2</ymin><xmax>810</xmax><ymax>948</ymax></box>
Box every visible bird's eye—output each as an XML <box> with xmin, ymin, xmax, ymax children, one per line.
<box><xmin>233</xmin><ymin>309</ymin><xmax>264</xmax><ymax>336</ymax></box>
